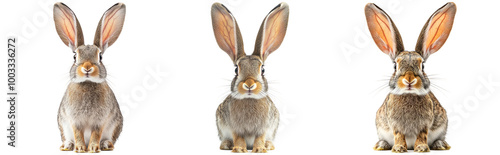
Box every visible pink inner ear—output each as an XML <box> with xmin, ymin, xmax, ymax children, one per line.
<box><xmin>259</xmin><ymin>5</ymin><xmax>288</xmax><ymax>60</ymax></box>
<box><xmin>212</xmin><ymin>4</ymin><xmax>239</xmax><ymax>62</ymax></box>
<box><xmin>58</xmin><ymin>8</ymin><xmax>77</xmax><ymax>46</ymax></box>
<box><xmin>366</xmin><ymin>5</ymin><xmax>397</xmax><ymax>57</ymax></box>
<box><xmin>97</xmin><ymin>4</ymin><xmax>126</xmax><ymax>50</ymax></box>
<box><xmin>101</xmin><ymin>14</ymin><xmax>116</xmax><ymax>47</ymax></box>
<box><xmin>64</xmin><ymin>20</ymin><xmax>76</xmax><ymax>45</ymax></box>
<box><xmin>422</xmin><ymin>3</ymin><xmax>456</xmax><ymax>57</ymax></box>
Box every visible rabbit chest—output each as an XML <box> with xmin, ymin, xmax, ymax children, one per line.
<box><xmin>63</xmin><ymin>82</ymin><xmax>114</xmax><ymax>125</ymax></box>
<box><xmin>386</xmin><ymin>94</ymin><xmax>434</xmax><ymax>135</ymax></box>
<box><xmin>228</xmin><ymin>98</ymin><xmax>271</xmax><ymax>135</ymax></box>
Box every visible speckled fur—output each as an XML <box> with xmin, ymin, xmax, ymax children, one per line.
<box><xmin>217</xmin><ymin>95</ymin><xmax>279</xmax><ymax>149</ymax></box>
<box><xmin>58</xmin><ymin>81</ymin><xmax>123</xmax><ymax>147</ymax></box>
<box><xmin>212</xmin><ymin>2</ymin><xmax>288</xmax><ymax>152</ymax></box>
<box><xmin>366</xmin><ymin>2</ymin><xmax>456</xmax><ymax>152</ymax></box>
<box><xmin>375</xmin><ymin>92</ymin><xmax>448</xmax><ymax>149</ymax></box>
<box><xmin>54</xmin><ymin>2</ymin><xmax>126</xmax><ymax>152</ymax></box>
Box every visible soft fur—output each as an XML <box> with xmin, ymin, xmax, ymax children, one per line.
<box><xmin>54</xmin><ymin>2</ymin><xmax>126</xmax><ymax>153</ymax></box>
<box><xmin>211</xmin><ymin>2</ymin><xmax>289</xmax><ymax>153</ymax></box>
<box><xmin>365</xmin><ymin>2</ymin><xmax>456</xmax><ymax>153</ymax></box>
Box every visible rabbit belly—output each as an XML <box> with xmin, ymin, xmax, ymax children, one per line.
<box><xmin>229</xmin><ymin>104</ymin><xmax>270</xmax><ymax>137</ymax></box>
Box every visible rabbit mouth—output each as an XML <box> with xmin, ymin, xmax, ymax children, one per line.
<box><xmin>231</xmin><ymin>89</ymin><xmax>267</xmax><ymax>99</ymax></box>
<box><xmin>72</xmin><ymin>74</ymin><xmax>105</xmax><ymax>83</ymax></box>
<box><xmin>246</xmin><ymin>90</ymin><xmax>253</xmax><ymax>95</ymax></box>
<box><xmin>242</xmin><ymin>90</ymin><xmax>259</xmax><ymax>95</ymax></box>
<box><xmin>391</xmin><ymin>86</ymin><xmax>429</xmax><ymax>95</ymax></box>
<box><xmin>82</xmin><ymin>73</ymin><xmax>96</xmax><ymax>79</ymax></box>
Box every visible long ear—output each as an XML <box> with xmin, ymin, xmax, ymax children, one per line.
<box><xmin>53</xmin><ymin>2</ymin><xmax>84</xmax><ymax>51</ymax></box>
<box><xmin>365</xmin><ymin>3</ymin><xmax>404</xmax><ymax>60</ymax></box>
<box><xmin>415</xmin><ymin>2</ymin><xmax>456</xmax><ymax>60</ymax></box>
<box><xmin>252</xmin><ymin>2</ymin><xmax>289</xmax><ymax>61</ymax></box>
<box><xmin>211</xmin><ymin>3</ymin><xmax>245</xmax><ymax>64</ymax></box>
<box><xmin>93</xmin><ymin>3</ymin><xmax>126</xmax><ymax>52</ymax></box>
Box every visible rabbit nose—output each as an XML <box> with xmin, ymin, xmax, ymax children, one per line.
<box><xmin>81</xmin><ymin>62</ymin><xmax>94</xmax><ymax>73</ymax></box>
<box><xmin>81</xmin><ymin>67</ymin><xmax>94</xmax><ymax>73</ymax></box>
<box><xmin>402</xmin><ymin>78</ymin><xmax>417</xmax><ymax>85</ymax></box>
<box><xmin>402</xmin><ymin>72</ymin><xmax>417</xmax><ymax>85</ymax></box>
<box><xmin>242</xmin><ymin>79</ymin><xmax>257</xmax><ymax>90</ymax></box>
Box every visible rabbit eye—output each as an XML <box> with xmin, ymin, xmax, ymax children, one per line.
<box><xmin>99</xmin><ymin>54</ymin><xmax>103</xmax><ymax>61</ymax></box>
<box><xmin>261</xmin><ymin>66</ymin><xmax>265</xmax><ymax>75</ymax></box>
<box><xmin>73</xmin><ymin>54</ymin><xmax>76</xmax><ymax>60</ymax></box>
<box><xmin>422</xmin><ymin>64</ymin><xmax>424</xmax><ymax>70</ymax></box>
<box><xmin>234</xmin><ymin>66</ymin><xmax>238</xmax><ymax>75</ymax></box>
<box><xmin>393</xmin><ymin>63</ymin><xmax>396</xmax><ymax>70</ymax></box>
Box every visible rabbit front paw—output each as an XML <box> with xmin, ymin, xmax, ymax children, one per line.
<box><xmin>391</xmin><ymin>144</ymin><xmax>407</xmax><ymax>153</ymax></box>
<box><xmin>414</xmin><ymin>144</ymin><xmax>430</xmax><ymax>152</ymax></box>
<box><xmin>252</xmin><ymin>146</ymin><xmax>267</xmax><ymax>153</ymax></box>
<box><xmin>232</xmin><ymin>146</ymin><xmax>248</xmax><ymax>153</ymax></box>
<box><xmin>88</xmin><ymin>143</ymin><xmax>101</xmax><ymax>153</ymax></box>
<box><xmin>74</xmin><ymin>144</ymin><xmax>86</xmax><ymax>153</ymax></box>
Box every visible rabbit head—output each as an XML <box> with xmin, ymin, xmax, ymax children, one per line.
<box><xmin>365</xmin><ymin>2</ymin><xmax>456</xmax><ymax>95</ymax></box>
<box><xmin>211</xmin><ymin>3</ymin><xmax>289</xmax><ymax>99</ymax></box>
<box><xmin>54</xmin><ymin>2</ymin><xmax>125</xmax><ymax>83</ymax></box>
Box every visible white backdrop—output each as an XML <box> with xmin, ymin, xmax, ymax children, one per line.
<box><xmin>1</xmin><ymin>0</ymin><xmax>499</xmax><ymax>154</ymax></box>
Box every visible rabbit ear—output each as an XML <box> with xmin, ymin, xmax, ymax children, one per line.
<box><xmin>211</xmin><ymin>3</ymin><xmax>245</xmax><ymax>64</ymax></box>
<box><xmin>93</xmin><ymin>3</ymin><xmax>126</xmax><ymax>52</ymax></box>
<box><xmin>415</xmin><ymin>2</ymin><xmax>456</xmax><ymax>60</ymax></box>
<box><xmin>365</xmin><ymin>3</ymin><xmax>404</xmax><ymax>60</ymax></box>
<box><xmin>252</xmin><ymin>3</ymin><xmax>289</xmax><ymax>61</ymax></box>
<box><xmin>53</xmin><ymin>2</ymin><xmax>84</xmax><ymax>51</ymax></box>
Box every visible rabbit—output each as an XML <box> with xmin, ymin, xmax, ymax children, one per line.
<box><xmin>54</xmin><ymin>2</ymin><xmax>125</xmax><ymax>153</ymax></box>
<box><xmin>211</xmin><ymin>2</ymin><xmax>289</xmax><ymax>153</ymax></box>
<box><xmin>365</xmin><ymin>2</ymin><xmax>456</xmax><ymax>153</ymax></box>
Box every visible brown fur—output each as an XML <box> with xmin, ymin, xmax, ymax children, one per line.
<box><xmin>392</xmin><ymin>131</ymin><xmax>407</xmax><ymax>153</ymax></box>
<box><xmin>88</xmin><ymin>127</ymin><xmax>104</xmax><ymax>153</ymax></box>
<box><xmin>73</xmin><ymin>124</ymin><xmax>86</xmax><ymax>153</ymax></box>
<box><xmin>237</xmin><ymin>78</ymin><xmax>263</xmax><ymax>95</ymax></box>
<box><xmin>58</xmin><ymin>82</ymin><xmax>123</xmax><ymax>152</ymax></box>
<box><xmin>414</xmin><ymin>129</ymin><xmax>430</xmax><ymax>152</ymax></box>
<box><xmin>216</xmin><ymin>94</ymin><xmax>280</xmax><ymax>151</ymax></box>
<box><xmin>252</xmin><ymin>134</ymin><xmax>267</xmax><ymax>153</ymax></box>
<box><xmin>367</xmin><ymin>3</ymin><xmax>455</xmax><ymax>152</ymax></box>
<box><xmin>77</xmin><ymin>61</ymin><xmax>100</xmax><ymax>77</ymax></box>
<box><xmin>54</xmin><ymin>2</ymin><xmax>126</xmax><ymax>153</ymax></box>
<box><xmin>265</xmin><ymin>141</ymin><xmax>275</xmax><ymax>150</ymax></box>
<box><xmin>232</xmin><ymin>132</ymin><xmax>248</xmax><ymax>153</ymax></box>
<box><xmin>212</xmin><ymin>2</ymin><xmax>288</xmax><ymax>153</ymax></box>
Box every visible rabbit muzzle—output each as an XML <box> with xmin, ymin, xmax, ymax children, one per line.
<box><xmin>237</xmin><ymin>78</ymin><xmax>263</xmax><ymax>95</ymax></box>
<box><xmin>393</xmin><ymin>71</ymin><xmax>427</xmax><ymax>95</ymax></box>
<box><xmin>77</xmin><ymin>62</ymin><xmax>100</xmax><ymax>78</ymax></box>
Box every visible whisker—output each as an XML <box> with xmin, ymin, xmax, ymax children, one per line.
<box><xmin>371</xmin><ymin>83</ymin><xmax>390</xmax><ymax>96</ymax></box>
<box><xmin>430</xmin><ymin>83</ymin><xmax>448</xmax><ymax>94</ymax></box>
<box><xmin>428</xmin><ymin>82</ymin><xmax>448</xmax><ymax>98</ymax></box>
<box><xmin>428</xmin><ymin>77</ymin><xmax>446</xmax><ymax>80</ymax></box>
